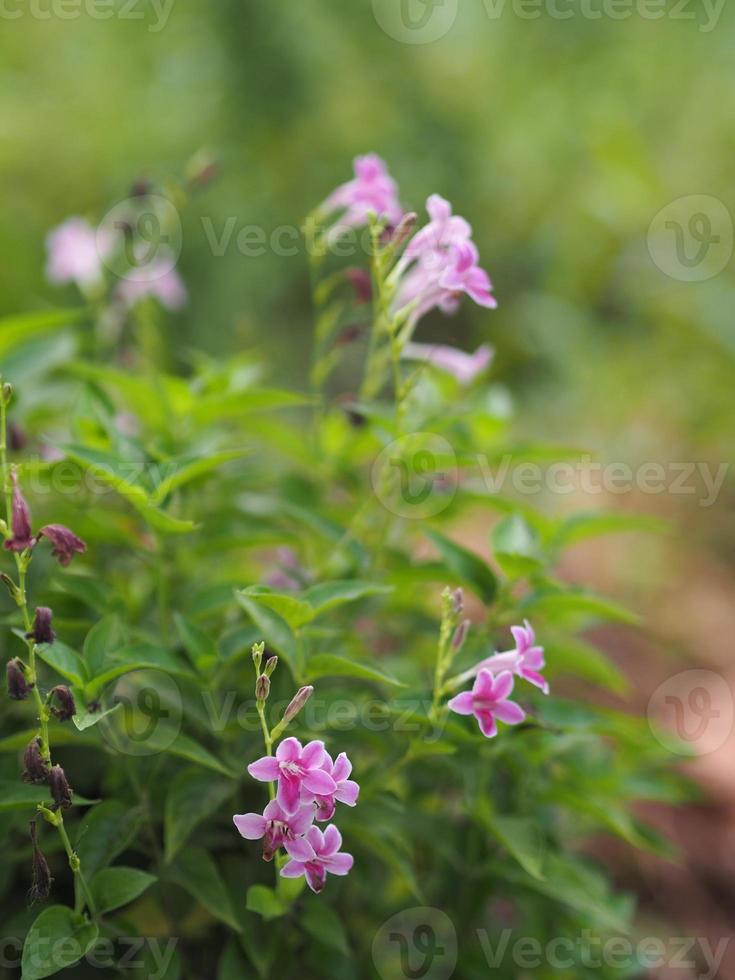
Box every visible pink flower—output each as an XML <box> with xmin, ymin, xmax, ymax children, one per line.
<box><xmin>404</xmin><ymin>194</ymin><xmax>472</xmax><ymax>262</ymax></box>
<box><xmin>248</xmin><ymin>738</ymin><xmax>337</xmax><ymax>814</ymax></box>
<box><xmin>401</xmin><ymin>342</ymin><xmax>493</xmax><ymax>385</ymax></box>
<box><xmin>439</xmin><ymin>242</ymin><xmax>497</xmax><ymax>309</ymax></box>
<box><xmin>45</xmin><ymin>217</ymin><xmax>112</xmax><ymax>289</ymax></box>
<box><xmin>280</xmin><ymin>825</ymin><xmax>354</xmax><ymax>893</ymax></box>
<box><xmin>325</xmin><ymin>154</ymin><xmax>403</xmax><ymax>228</ymax></box>
<box><xmin>308</xmin><ymin>751</ymin><xmax>360</xmax><ymax>821</ymax></box>
<box><xmin>116</xmin><ymin>250</ymin><xmax>187</xmax><ymax>311</ymax></box>
<box><xmin>447</xmin><ymin>669</ymin><xmax>526</xmax><ymax>738</ymax></box>
<box><xmin>233</xmin><ymin>799</ymin><xmax>315</xmax><ymax>861</ymax></box>
<box><xmin>470</xmin><ymin>621</ymin><xmax>549</xmax><ymax>695</ymax></box>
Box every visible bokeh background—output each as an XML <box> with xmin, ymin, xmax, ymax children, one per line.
<box><xmin>2</xmin><ymin>0</ymin><xmax>734</xmax><ymax>973</ymax></box>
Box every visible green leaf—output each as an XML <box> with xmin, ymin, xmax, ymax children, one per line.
<box><xmin>84</xmin><ymin>642</ymin><xmax>194</xmax><ymax>699</ymax></box>
<box><xmin>75</xmin><ymin>801</ymin><xmax>143</xmax><ymax>878</ymax></box>
<box><xmin>491</xmin><ymin>515</ymin><xmax>545</xmax><ymax>579</ymax></box>
<box><xmin>168</xmin><ymin>847</ymin><xmax>241</xmax><ymax>931</ymax></box>
<box><xmin>0</xmin><ymin>307</ymin><xmax>86</xmax><ymax>358</ymax></box>
<box><xmin>73</xmin><ymin>700</ymin><xmax>123</xmax><ymax>732</ymax></box>
<box><xmin>307</xmin><ymin>654</ymin><xmax>404</xmax><ymax>687</ymax></box>
<box><xmin>522</xmin><ymin>589</ymin><xmax>639</xmax><ymax>625</ymax></box>
<box><xmin>21</xmin><ymin>906</ymin><xmax>99</xmax><ymax>980</ymax></box>
<box><xmin>166</xmin><ymin>732</ymin><xmax>236</xmax><ymax>778</ymax></box>
<box><xmin>546</xmin><ymin>638</ymin><xmax>628</xmax><ymax>694</ymax></box>
<box><xmin>0</xmin><ymin>781</ymin><xmax>97</xmax><ymax>812</ymax></box>
<box><xmin>35</xmin><ymin>641</ymin><xmax>87</xmax><ymax>687</ymax></box>
<box><xmin>174</xmin><ymin>613</ymin><xmax>220</xmax><ymax>672</ymax></box>
<box><xmin>300</xmin><ymin>580</ymin><xmax>393</xmax><ymax>619</ymax></box>
<box><xmin>164</xmin><ymin>768</ymin><xmax>234</xmax><ymax>862</ymax></box>
<box><xmin>150</xmin><ymin>449</ymin><xmax>251</xmax><ymax>505</ymax></box>
<box><xmin>217</xmin><ymin>941</ymin><xmax>252</xmax><ymax>980</ymax></box>
<box><xmin>235</xmin><ymin>593</ymin><xmax>298</xmax><ymax>677</ymax></box>
<box><xmin>83</xmin><ymin>616</ymin><xmax>124</xmax><ymax>678</ymax></box>
<box><xmin>238</xmin><ymin>589</ymin><xmax>314</xmax><ymax>630</ymax></box>
<box><xmin>300</xmin><ymin>901</ymin><xmax>350</xmax><ymax>955</ymax></box>
<box><xmin>190</xmin><ymin>388</ymin><xmax>311</xmax><ymax>425</ymax></box>
<box><xmin>424</xmin><ymin>528</ymin><xmax>497</xmax><ymax>604</ymax></box>
<box><xmin>479</xmin><ymin>807</ymin><xmax>546</xmax><ymax>880</ymax></box>
<box><xmin>246</xmin><ymin>885</ymin><xmax>287</xmax><ymax>921</ymax></box>
<box><xmin>551</xmin><ymin>510</ymin><xmax>668</xmax><ymax>550</ymax></box>
<box><xmin>90</xmin><ymin>867</ymin><xmax>157</xmax><ymax>915</ymax></box>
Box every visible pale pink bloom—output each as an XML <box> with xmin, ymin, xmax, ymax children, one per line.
<box><xmin>280</xmin><ymin>825</ymin><xmax>354</xmax><ymax>893</ymax></box>
<box><xmin>307</xmin><ymin>751</ymin><xmax>360</xmax><ymax>822</ymax></box>
<box><xmin>248</xmin><ymin>737</ymin><xmax>337</xmax><ymax>814</ymax></box>
<box><xmin>45</xmin><ymin>217</ymin><xmax>112</xmax><ymax>289</ymax></box>
<box><xmin>116</xmin><ymin>250</ymin><xmax>187</xmax><ymax>311</ymax></box>
<box><xmin>325</xmin><ymin>154</ymin><xmax>403</xmax><ymax>228</ymax></box>
<box><xmin>448</xmin><ymin>669</ymin><xmax>526</xmax><ymax>738</ymax></box>
<box><xmin>470</xmin><ymin>621</ymin><xmax>549</xmax><ymax>694</ymax></box>
<box><xmin>233</xmin><ymin>799</ymin><xmax>315</xmax><ymax>861</ymax></box>
<box><xmin>439</xmin><ymin>242</ymin><xmax>497</xmax><ymax>308</ymax></box>
<box><xmin>401</xmin><ymin>342</ymin><xmax>493</xmax><ymax>385</ymax></box>
<box><xmin>404</xmin><ymin>194</ymin><xmax>472</xmax><ymax>262</ymax></box>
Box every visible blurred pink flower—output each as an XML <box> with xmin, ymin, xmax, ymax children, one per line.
<box><xmin>45</xmin><ymin>217</ymin><xmax>112</xmax><ymax>290</ymax></box>
<box><xmin>401</xmin><ymin>342</ymin><xmax>493</xmax><ymax>385</ymax></box>
<box><xmin>233</xmin><ymin>799</ymin><xmax>315</xmax><ymax>861</ymax></box>
<box><xmin>248</xmin><ymin>737</ymin><xmax>337</xmax><ymax>814</ymax></box>
<box><xmin>325</xmin><ymin>154</ymin><xmax>403</xmax><ymax>228</ymax></box>
<box><xmin>470</xmin><ymin>620</ymin><xmax>549</xmax><ymax>694</ymax></box>
<box><xmin>448</xmin><ymin>669</ymin><xmax>526</xmax><ymax>738</ymax></box>
<box><xmin>404</xmin><ymin>194</ymin><xmax>472</xmax><ymax>262</ymax></box>
<box><xmin>280</xmin><ymin>825</ymin><xmax>354</xmax><ymax>893</ymax></box>
<box><xmin>308</xmin><ymin>751</ymin><xmax>360</xmax><ymax>821</ymax></box>
<box><xmin>116</xmin><ymin>250</ymin><xmax>187</xmax><ymax>311</ymax></box>
<box><xmin>439</xmin><ymin>242</ymin><xmax>497</xmax><ymax>308</ymax></box>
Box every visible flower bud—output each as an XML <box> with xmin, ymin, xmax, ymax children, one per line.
<box><xmin>451</xmin><ymin>588</ymin><xmax>464</xmax><ymax>615</ymax></box>
<box><xmin>4</xmin><ymin>471</ymin><xmax>33</xmax><ymax>553</ymax></box>
<box><xmin>28</xmin><ymin>607</ymin><xmax>55</xmax><ymax>645</ymax></box>
<box><xmin>389</xmin><ymin>211</ymin><xmax>418</xmax><ymax>250</ymax></box>
<box><xmin>7</xmin><ymin>658</ymin><xmax>31</xmax><ymax>700</ymax></box>
<box><xmin>255</xmin><ymin>674</ymin><xmax>270</xmax><ymax>702</ymax></box>
<box><xmin>22</xmin><ymin>738</ymin><xmax>50</xmax><ymax>784</ymax></box>
<box><xmin>264</xmin><ymin>655</ymin><xmax>278</xmax><ymax>677</ymax></box>
<box><xmin>283</xmin><ymin>685</ymin><xmax>313</xmax><ymax>723</ymax></box>
<box><xmin>251</xmin><ymin>641</ymin><xmax>265</xmax><ymax>673</ymax></box>
<box><xmin>28</xmin><ymin>821</ymin><xmax>53</xmax><ymax>906</ymax></box>
<box><xmin>8</xmin><ymin>421</ymin><xmax>26</xmax><ymax>451</ymax></box>
<box><xmin>36</xmin><ymin>524</ymin><xmax>86</xmax><ymax>567</ymax></box>
<box><xmin>452</xmin><ymin>619</ymin><xmax>470</xmax><ymax>650</ymax></box>
<box><xmin>1</xmin><ymin>382</ymin><xmax>13</xmax><ymax>406</ymax></box>
<box><xmin>48</xmin><ymin>765</ymin><xmax>72</xmax><ymax>810</ymax></box>
<box><xmin>48</xmin><ymin>685</ymin><xmax>76</xmax><ymax>722</ymax></box>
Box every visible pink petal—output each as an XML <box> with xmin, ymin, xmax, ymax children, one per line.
<box><xmin>315</xmin><ymin>796</ymin><xmax>336</xmax><ymax>822</ymax></box>
<box><xmin>493</xmin><ymin>700</ymin><xmax>526</xmax><ymax>725</ymax></box>
<box><xmin>304</xmin><ymin>865</ymin><xmax>326</xmax><ymax>893</ymax></box>
<box><xmin>321</xmin><ymin>825</ymin><xmax>342</xmax><ymax>856</ymax></box>
<box><xmin>331</xmin><ymin>752</ymin><xmax>352</xmax><ymax>782</ymax></box>
<box><xmin>247</xmin><ymin>756</ymin><xmax>280</xmax><ymax>782</ymax></box>
<box><xmin>334</xmin><ymin>779</ymin><xmax>359</xmax><ymax>807</ymax></box>
<box><xmin>284</xmin><ymin>836</ymin><xmax>315</xmax><ymax>862</ymax></box>
<box><xmin>290</xmin><ymin>804</ymin><xmax>316</xmax><ymax>836</ymax></box>
<box><xmin>473</xmin><ymin>669</ymin><xmax>496</xmax><ymax>700</ymax></box>
<box><xmin>263</xmin><ymin>799</ymin><xmax>285</xmax><ymax>821</ymax></box>
<box><xmin>323</xmin><ymin>852</ymin><xmax>354</xmax><ymax>876</ymax></box>
<box><xmin>476</xmin><ymin>710</ymin><xmax>498</xmax><ymax>738</ymax></box>
<box><xmin>427</xmin><ymin>194</ymin><xmax>451</xmax><ymax>223</ymax></box>
<box><xmin>276</xmin><ymin>737</ymin><xmax>301</xmax><ymax>762</ymax></box>
<box><xmin>522</xmin><ymin>668</ymin><xmax>549</xmax><ymax>694</ymax></box>
<box><xmin>491</xmin><ymin>670</ymin><xmax>515</xmax><ymax>702</ymax></box>
<box><xmin>302</xmin><ymin>769</ymin><xmax>337</xmax><ymax>796</ymax></box>
<box><xmin>232</xmin><ymin>813</ymin><xmax>266</xmax><ymax>840</ymax></box>
<box><xmin>300</xmin><ymin>739</ymin><xmax>326</xmax><ymax>768</ymax></box>
<box><xmin>447</xmin><ymin>691</ymin><xmax>475</xmax><ymax>716</ymax></box>
<box><xmin>277</xmin><ymin>773</ymin><xmax>302</xmax><ymax>814</ymax></box>
<box><xmin>279</xmin><ymin>860</ymin><xmax>306</xmax><ymax>879</ymax></box>
<box><xmin>306</xmin><ymin>826</ymin><xmax>325</xmax><ymax>851</ymax></box>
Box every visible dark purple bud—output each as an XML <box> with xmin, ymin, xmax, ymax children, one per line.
<box><xmin>37</xmin><ymin>525</ymin><xmax>87</xmax><ymax>567</ymax></box>
<box><xmin>48</xmin><ymin>765</ymin><xmax>72</xmax><ymax>810</ymax></box>
<box><xmin>255</xmin><ymin>674</ymin><xmax>270</xmax><ymax>702</ymax></box>
<box><xmin>283</xmin><ymin>685</ymin><xmax>313</xmax><ymax>723</ymax></box>
<box><xmin>4</xmin><ymin>471</ymin><xmax>33</xmax><ymax>553</ymax></box>
<box><xmin>131</xmin><ymin>177</ymin><xmax>153</xmax><ymax>197</ymax></box>
<box><xmin>452</xmin><ymin>619</ymin><xmax>470</xmax><ymax>650</ymax></box>
<box><xmin>264</xmin><ymin>656</ymin><xmax>278</xmax><ymax>677</ymax></box>
<box><xmin>49</xmin><ymin>685</ymin><xmax>76</xmax><ymax>722</ymax></box>
<box><xmin>345</xmin><ymin>267</ymin><xmax>372</xmax><ymax>305</ymax></box>
<box><xmin>451</xmin><ymin>588</ymin><xmax>464</xmax><ymax>615</ymax></box>
<box><xmin>28</xmin><ymin>821</ymin><xmax>53</xmax><ymax>906</ymax></box>
<box><xmin>28</xmin><ymin>607</ymin><xmax>55</xmax><ymax>645</ymax></box>
<box><xmin>389</xmin><ymin>211</ymin><xmax>418</xmax><ymax>250</ymax></box>
<box><xmin>335</xmin><ymin>323</ymin><xmax>367</xmax><ymax>348</ymax></box>
<box><xmin>7</xmin><ymin>658</ymin><xmax>31</xmax><ymax>700</ymax></box>
<box><xmin>22</xmin><ymin>737</ymin><xmax>50</xmax><ymax>784</ymax></box>
<box><xmin>8</xmin><ymin>422</ymin><xmax>26</xmax><ymax>451</ymax></box>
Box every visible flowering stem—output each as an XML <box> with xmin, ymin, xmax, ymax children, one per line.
<box><xmin>256</xmin><ymin>701</ymin><xmax>275</xmax><ymax>802</ymax></box>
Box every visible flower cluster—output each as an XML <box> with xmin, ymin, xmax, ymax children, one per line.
<box><xmin>321</xmin><ymin>157</ymin><xmax>496</xmax><ymax>384</ymax></box>
<box><xmin>234</xmin><ymin>646</ymin><xmax>357</xmax><ymax>894</ymax></box>
<box><xmin>447</xmin><ymin>619</ymin><xmax>548</xmax><ymax>738</ymax></box>
<box><xmin>3</xmin><ymin>471</ymin><xmax>86</xmax><ymax>566</ymax></box>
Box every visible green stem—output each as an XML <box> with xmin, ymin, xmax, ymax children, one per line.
<box><xmin>256</xmin><ymin>701</ymin><xmax>275</xmax><ymax>802</ymax></box>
